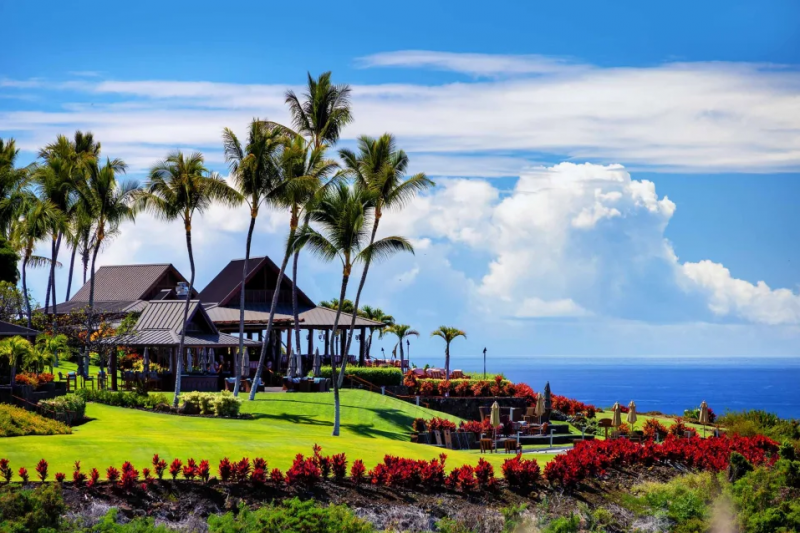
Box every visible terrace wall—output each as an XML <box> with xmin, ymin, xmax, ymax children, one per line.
<box><xmin>422</xmin><ymin>396</ymin><xmax>529</xmax><ymax>421</ymax></box>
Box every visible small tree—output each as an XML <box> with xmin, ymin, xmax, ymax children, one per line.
<box><xmin>0</xmin><ymin>336</ymin><xmax>34</xmax><ymax>385</ymax></box>
<box><xmin>431</xmin><ymin>326</ymin><xmax>467</xmax><ymax>378</ymax></box>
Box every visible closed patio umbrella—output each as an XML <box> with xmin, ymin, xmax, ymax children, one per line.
<box><xmin>241</xmin><ymin>347</ymin><xmax>250</xmax><ymax>377</ymax></box>
<box><xmin>143</xmin><ymin>347</ymin><xmax>150</xmax><ymax>373</ymax></box>
<box><xmin>626</xmin><ymin>401</ymin><xmax>638</xmax><ymax>434</ymax></box>
<box><xmin>288</xmin><ymin>350</ymin><xmax>297</xmax><ymax>378</ymax></box>
<box><xmin>698</xmin><ymin>400</ymin><xmax>710</xmax><ymax>438</ymax></box>
<box><xmin>295</xmin><ymin>351</ymin><xmax>303</xmax><ymax>377</ymax></box>
<box><xmin>186</xmin><ymin>348</ymin><xmax>193</xmax><ymax>371</ymax></box>
<box><xmin>611</xmin><ymin>402</ymin><xmax>622</xmax><ymax>430</ymax></box>
<box><xmin>313</xmin><ymin>348</ymin><xmax>321</xmax><ymax>377</ymax></box>
<box><xmin>490</xmin><ymin>401</ymin><xmax>501</xmax><ymax>440</ymax></box>
<box><xmin>534</xmin><ymin>394</ymin><xmax>546</xmax><ymax>424</ymax></box>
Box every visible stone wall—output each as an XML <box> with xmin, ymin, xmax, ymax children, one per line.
<box><xmin>419</xmin><ymin>396</ymin><xmax>529</xmax><ymax>421</ymax></box>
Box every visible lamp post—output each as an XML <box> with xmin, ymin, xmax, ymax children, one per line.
<box><xmin>483</xmin><ymin>347</ymin><xmax>487</xmax><ymax>380</ymax></box>
<box><xmin>406</xmin><ymin>339</ymin><xmax>411</xmax><ymax>370</ymax></box>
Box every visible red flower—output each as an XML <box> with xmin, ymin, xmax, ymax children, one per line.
<box><xmin>331</xmin><ymin>453</ymin><xmax>347</xmax><ymax>482</ymax></box>
<box><xmin>286</xmin><ymin>453</ymin><xmax>321</xmax><ymax>487</ymax></box>
<box><xmin>0</xmin><ymin>459</ymin><xmax>12</xmax><ymax>483</ymax></box>
<box><xmin>169</xmin><ymin>458</ymin><xmax>182</xmax><ymax>480</ymax></box>
<box><xmin>18</xmin><ymin>467</ymin><xmax>29</xmax><ymax>483</ymax></box>
<box><xmin>55</xmin><ymin>472</ymin><xmax>66</xmax><ymax>483</ymax></box>
<box><xmin>350</xmin><ymin>460</ymin><xmax>366</xmax><ymax>485</ymax></box>
<box><xmin>270</xmin><ymin>468</ymin><xmax>284</xmax><ymax>485</ymax></box>
<box><xmin>35</xmin><ymin>459</ymin><xmax>48</xmax><ymax>482</ymax></box>
<box><xmin>106</xmin><ymin>466</ymin><xmax>120</xmax><ymax>482</ymax></box>
<box><xmin>218</xmin><ymin>458</ymin><xmax>233</xmax><ymax>482</ymax></box>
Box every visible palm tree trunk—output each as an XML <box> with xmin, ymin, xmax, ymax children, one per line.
<box><xmin>234</xmin><ymin>215</ymin><xmax>257</xmax><ymax>396</ymax></box>
<box><xmin>22</xmin><ymin>255</ymin><xmax>31</xmax><ymax>330</ymax></box>
<box><xmin>249</xmin><ymin>227</ymin><xmax>296</xmax><ymax>401</ymax></box>
<box><xmin>291</xmin><ymin>249</ymin><xmax>302</xmax><ymax>371</ymax></box>
<box><xmin>82</xmin><ymin>244</ymin><xmax>90</xmax><ymax>285</ymax></box>
<box><xmin>330</xmin><ymin>271</ymin><xmax>350</xmax><ymax>437</ymax></box>
<box><xmin>399</xmin><ymin>338</ymin><xmax>405</xmax><ymax>371</ymax></box>
<box><xmin>173</xmin><ymin>228</ymin><xmax>195</xmax><ymax>408</ymax></box>
<box><xmin>445</xmin><ymin>343</ymin><xmax>450</xmax><ymax>378</ymax></box>
<box><xmin>44</xmin><ymin>237</ymin><xmax>55</xmax><ymax>313</ymax></box>
<box><xmin>65</xmin><ymin>244</ymin><xmax>77</xmax><ymax>301</ymax></box>
<box><xmin>51</xmin><ymin>233</ymin><xmax>62</xmax><ymax>316</ymax></box>
<box><xmin>339</xmin><ymin>213</ymin><xmax>381</xmax><ymax>386</ymax></box>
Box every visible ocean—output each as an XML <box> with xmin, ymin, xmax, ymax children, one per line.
<box><xmin>441</xmin><ymin>355</ymin><xmax>800</xmax><ymax>419</ymax></box>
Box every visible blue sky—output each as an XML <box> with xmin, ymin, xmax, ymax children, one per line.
<box><xmin>2</xmin><ymin>0</ymin><xmax>800</xmax><ymax>363</ymax></box>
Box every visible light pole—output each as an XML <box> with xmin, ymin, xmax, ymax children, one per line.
<box><xmin>406</xmin><ymin>339</ymin><xmax>411</xmax><ymax>370</ymax></box>
<box><xmin>483</xmin><ymin>347</ymin><xmax>487</xmax><ymax>380</ymax></box>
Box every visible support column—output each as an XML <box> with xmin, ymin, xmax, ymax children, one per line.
<box><xmin>340</xmin><ymin>330</ymin><xmax>346</xmax><ymax>360</ymax></box>
<box><xmin>307</xmin><ymin>328</ymin><xmax>313</xmax><ymax>357</ymax></box>
<box><xmin>286</xmin><ymin>328</ymin><xmax>292</xmax><ymax>356</ymax></box>
<box><xmin>324</xmin><ymin>330</ymin><xmax>330</xmax><ymax>360</ymax></box>
<box><xmin>110</xmin><ymin>348</ymin><xmax>118</xmax><ymax>391</ymax></box>
<box><xmin>358</xmin><ymin>327</ymin><xmax>366</xmax><ymax>366</ymax></box>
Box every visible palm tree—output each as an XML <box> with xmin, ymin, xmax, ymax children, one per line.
<box><xmin>247</xmin><ymin>138</ymin><xmax>337</xmax><ymax>401</ymax></box>
<box><xmin>64</xmin><ymin>206</ymin><xmax>93</xmax><ymax>301</ymax></box>
<box><xmin>11</xmin><ymin>196</ymin><xmax>63</xmax><ymax>328</ymax></box>
<box><xmin>0</xmin><ymin>138</ymin><xmax>31</xmax><ymax>239</ymax></box>
<box><xmin>223</xmin><ymin>119</ymin><xmax>285</xmax><ymax>396</ymax></box>
<box><xmin>431</xmin><ymin>326</ymin><xmax>467</xmax><ymax>378</ymax></box>
<box><xmin>285</xmin><ymin>73</ymin><xmax>353</xmax><ymax>365</ymax></box>
<box><xmin>292</xmin><ymin>182</ymin><xmax>412</xmax><ymax>435</ymax></box>
<box><xmin>35</xmin><ymin>333</ymin><xmax>69</xmax><ymax>372</ymax></box>
<box><xmin>338</xmin><ymin>135</ymin><xmax>433</xmax><ymax>382</ymax></box>
<box><xmin>0</xmin><ymin>336</ymin><xmax>34</xmax><ymax>386</ymax></box>
<box><xmin>319</xmin><ymin>298</ymin><xmax>355</xmax><ymax>314</ymax></box>
<box><xmin>385</xmin><ymin>324</ymin><xmax>419</xmax><ymax>370</ymax></box>
<box><xmin>140</xmin><ymin>151</ymin><xmax>242</xmax><ymax>406</ymax></box>
<box><xmin>359</xmin><ymin>305</ymin><xmax>394</xmax><ymax>362</ymax></box>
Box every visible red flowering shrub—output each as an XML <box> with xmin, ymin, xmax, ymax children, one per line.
<box><xmin>489</xmin><ymin>375</ymin><xmax>506</xmax><ymax>396</ymax></box>
<box><xmin>643</xmin><ymin>419</ymin><xmax>668</xmax><ymax>440</ymax></box>
<box><xmin>312</xmin><ymin>445</ymin><xmax>331</xmax><ymax>479</ymax></box>
<box><xmin>544</xmin><ymin>434</ymin><xmax>779</xmax><ymax>490</ymax></box>
<box><xmin>183</xmin><ymin>458</ymin><xmax>197</xmax><ymax>480</ymax></box>
<box><xmin>218</xmin><ymin>458</ymin><xmax>233</xmax><ymax>482</ymax></box>
<box><xmin>251</xmin><ymin>467</ymin><xmax>267</xmax><ymax>484</ymax></box>
<box><xmin>253</xmin><ymin>458</ymin><xmax>267</xmax><ymax>471</ymax></box>
<box><xmin>403</xmin><ymin>371</ymin><xmax>418</xmax><ymax>390</ymax></box>
<box><xmin>88</xmin><ymin>468</ymin><xmax>100</xmax><ymax>487</ymax></box>
<box><xmin>198</xmin><ymin>460</ymin><xmax>210</xmax><ymax>483</ymax></box>
<box><xmin>475</xmin><ymin>458</ymin><xmax>495</xmax><ymax>490</ymax></box>
<box><xmin>438</xmin><ymin>380</ymin><xmax>452</xmax><ymax>396</ymax></box>
<box><xmin>471</xmin><ymin>380</ymin><xmax>490</xmax><ymax>397</ymax></box>
<box><xmin>169</xmin><ymin>458</ymin><xmax>182</xmax><ymax>480</ymax></box>
<box><xmin>106</xmin><ymin>466</ymin><xmax>120</xmax><ymax>482</ymax></box>
<box><xmin>18</xmin><ymin>467</ymin><xmax>28</xmax><ymax>483</ymax></box>
<box><xmin>331</xmin><ymin>453</ymin><xmax>347</xmax><ymax>482</ymax></box>
<box><xmin>551</xmin><ymin>394</ymin><xmax>598</xmax><ymax>416</ymax></box>
<box><xmin>350</xmin><ymin>460</ymin><xmax>366</xmax><ymax>485</ymax></box>
<box><xmin>419</xmin><ymin>380</ymin><xmax>435</xmax><ymax>396</ymax></box>
<box><xmin>459</xmin><ymin>419</ymin><xmax>493</xmax><ymax>437</ymax></box>
<box><xmin>0</xmin><ymin>459</ymin><xmax>11</xmax><ymax>483</ymax></box>
<box><xmin>502</xmin><ymin>454</ymin><xmax>541</xmax><ymax>492</ymax></box>
<box><xmin>513</xmin><ymin>383</ymin><xmax>536</xmax><ymax>405</ymax></box>
<box><xmin>444</xmin><ymin>469</ymin><xmax>459</xmax><ymax>489</ymax></box>
<box><xmin>454</xmin><ymin>380</ymin><xmax>472</xmax><ymax>397</ymax></box>
<box><xmin>155</xmin><ymin>459</ymin><xmax>166</xmax><ymax>480</ymax></box>
<box><xmin>420</xmin><ymin>455</ymin><xmax>447</xmax><ymax>490</ymax></box>
<box><xmin>270</xmin><ymin>468</ymin><xmax>284</xmax><ymax>485</ymax></box>
<box><xmin>55</xmin><ymin>472</ymin><xmax>65</xmax><ymax>483</ymax></box>
<box><xmin>35</xmin><ymin>459</ymin><xmax>48</xmax><ymax>482</ymax></box>
<box><xmin>234</xmin><ymin>458</ymin><xmax>251</xmax><ymax>482</ymax></box>
<box><xmin>286</xmin><ymin>454</ymin><xmax>321</xmax><ymax>487</ymax></box>
<box><xmin>586</xmin><ymin>406</ymin><xmax>596</xmax><ymax>418</ymax></box>
<box><xmin>456</xmin><ymin>465</ymin><xmax>477</xmax><ymax>492</ymax></box>
<box><xmin>669</xmin><ymin>418</ymin><xmax>697</xmax><ymax>438</ymax></box>
<box><xmin>73</xmin><ymin>462</ymin><xmax>86</xmax><ymax>486</ymax></box>
<box><xmin>119</xmin><ymin>463</ymin><xmax>139</xmax><ymax>491</ymax></box>
<box><xmin>142</xmin><ymin>468</ymin><xmax>153</xmax><ymax>482</ymax></box>
<box><xmin>616</xmin><ymin>423</ymin><xmax>630</xmax><ymax>436</ymax></box>
<box><xmin>426</xmin><ymin>417</ymin><xmax>457</xmax><ymax>432</ymax></box>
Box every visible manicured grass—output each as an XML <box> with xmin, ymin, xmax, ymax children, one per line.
<box><xmin>0</xmin><ymin>404</ymin><xmax>71</xmax><ymax>437</ymax></box>
<box><xmin>0</xmin><ymin>390</ymin><xmax>542</xmax><ymax>476</ymax></box>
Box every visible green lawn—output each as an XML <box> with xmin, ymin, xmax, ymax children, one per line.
<box><xmin>594</xmin><ymin>412</ymin><xmax>715</xmax><ymax>439</ymax></box>
<box><xmin>1</xmin><ymin>390</ymin><xmax>546</xmax><ymax>477</ymax></box>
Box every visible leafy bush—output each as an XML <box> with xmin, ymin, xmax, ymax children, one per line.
<box><xmin>502</xmin><ymin>454</ymin><xmax>541</xmax><ymax>492</ymax></box>
<box><xmin>642</xmin><ymin>418</ymin><xmax>668</xmax><ymax>440</ymax></box>
<box><xmin>720</xmin><ymin>409</ymin><xmax>800</xmax><ymax>447</ymax></box>
<box><xmin>207</xmin><ymin>498</ymin><xmax>375</xmax><ymax>533</ymax></box>
<box><xmin>285</xmin><ymin>454</ymin><xmax>321</xmax><ymax>487</ymax></box>
<box><xmin>425</xmin><ymin>417</ymin><xmax>457</xmax><ymax>432</ymax></box>
<box><xmin>350</xmin><ymin>460</ymin><xmax>366</xmax><ymax>485</ymax></box>
<box><xmin>213</xmin><ymin>390</ymin><xmax>241</xmax><ymax>417</ymax></box>
<box><xmin>0</xmin><ymin>483</ymin><xmax>65</xmax><ymax>532</ymax></box>
<box><xmin>182</xmin><ymin>391</ymin><xmax>241</xmax><ymax>417</ymax></box>
<box><xmin>182</xmin><ymin>391</ymin><xmax>215</xmax><ymax>414</ymax></box>
<box><xmin>76</xmin><ymin>389</ymin><xmax>169</xmax><ymax>411</ymax></box>
<box><xmin>0</xmin><ymin>404</ymin><xmax>71</xmax><ymax>436</ymax></box>
<box><xmin>731</xmin><ymin>458</ymin><xmax>800</xmax><ymax>533</ymax></box>
<box><xmin>39</xmin><ymin>393</ymin><xmax>86</xmax><ymax>423</ymax></box>
<box><xmin>317</xmin><ymin>366</ymin><xmax>403</xmax><ymax>386</ymax></box>
<box><xmin>727</xmin><ymin>451</ymin><xmax>753</xmax><ymax>482</ymax></box>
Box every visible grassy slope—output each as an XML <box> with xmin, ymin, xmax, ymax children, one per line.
<box><xmin>1</xmin><ymin>390</ymin><xmax>551</xmax><ymax>476</ymax></box>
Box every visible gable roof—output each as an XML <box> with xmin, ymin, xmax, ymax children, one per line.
<box><xmin>69</xmin><ymin>264</ymin><xmax>191</xmax><ymax>302</ymax></box>
<box><xmin>198</xmin><ymin>256</ymin><xmax>315</xmax><ymax>307</ymax></box>
<box><xmin>135</xmin><ymin>300</ymin><xmax>217</xmax><ymax>335</ymax></box>
<box><xmin>0</xmin><ymin>320</ymin><xmax>39</xmax><ymax>337</ymax></box>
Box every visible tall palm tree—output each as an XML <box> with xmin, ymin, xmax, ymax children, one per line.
<box><xmin>140</xmin><ymin>151</ymin><xmax>242</xmax><ymax>406</ymax></box>
<box><xmin>319</xmin><ymin>298</ymin><xmax>355</xmax><ymax>314</ymax></box>
<box><xmin>35</xmin><ymin>333</ymin><xmax>69</xmax><ymax>372</ymax></box>
<box><xmin>63</xmin><ymin>206</ymin><xmax>93</xmax><ymax>301</ymax></box>
<box><xmin>248</xmin><ymin>139</ymin><xmax>337</xmax><ymax>401</ymax></box>
<box><xmin>0</xmin><ymin>336</ymin><xmax>34</xmax><ymax>386</ymax></box>
<box><xmin>223</xmin><ymin>119</ymin><xmax>285</xmax><ymax>396</ymax></box>
<box><xmin>285</xmin><ymin>73</ymin><xmax>353</xmax><ymax>366</ymax></box>
<box><xmin>0</xmin><ymin>138</ymin><xmax>31</xmax><ymax>239</ymax></box>
<box><xmin>338</xmin><ymin>135</ymin><xmax>433</xmax><ymax>381</ymax></box>
<box><xmin>431</xmin><ymin>326</ymin><xmax>467</xmax><ymax>378</ymax></box>
<box><xmin>359</xmin><ymin>305</ymin><xmax>394</xmax><ymax>362</ymax></box>
<box><xmin>292</xmin><ymin>182</ymin><xmax>413</xmax><ymax>435</ymax></box>
<box><xmin>36</xmin><ymin>133</ymin><xmax>100</xmax><ymax>312</ymax></box>
<box><xmin>385</xmin><ymin>324</ymin><xmax>419</xmax><ymax>370</ymax></box>
<box><xmin>10</xmin><ymin>196</ymin><xmax>63</xmax><ymax>329</ymax></box>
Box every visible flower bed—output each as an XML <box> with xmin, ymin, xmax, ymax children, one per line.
<box><xmin>544</xmin><ymin>434</ymin><xmax>779</xmax><ymax>489</ymax></box>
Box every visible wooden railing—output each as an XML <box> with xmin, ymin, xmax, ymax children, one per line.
<box><xmin>345</xmin><ymin>373</ymin><xmax>430</xmax><ymax>409</ymax></box>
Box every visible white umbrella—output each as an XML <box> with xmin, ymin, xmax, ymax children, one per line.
<box><xmin>186</xmin><ymin>348</ymin><xmax>193</xmax><ymax>371</ymax></box>
<box><xmin>699</xmin><ymin>400</ymin><xmax>710</xmax><ymax>438</ymax></box>
<box><xmin>241</xmin><ymin>347</ymin><xmax>250</xmax><ymax>377</ymax></box>
<box><xmin>296</xmin><ymin>351</ymin><xmax>303</xmax><ymax>377</ymax></box>
<box><xmin>612</xmin><ymin>402</ymin><xmax>622</xmax><ymax>431</ymax></box>
<box><xmin>626</xmin><ymin>401</ymin><xmax>638</xmax><ymax>434</ymax></box>
<box><xmin>314</xmin><ymin>348</ymin><xmax>321</xmax><ymax>377</ymax></box>
<box><xmin>534</xmin><ymin>394</ymin><xmax>546</xmax><ymax>424</ymax></box>
<box><xmin>143</xmin><ymin>347</ymin><xmax>150</xmax><ymax>373</ymax></box>
<box><xmin>288</xmin><ymin>350</ymin><xmax>296</xmax><ymax>377</ymax></box>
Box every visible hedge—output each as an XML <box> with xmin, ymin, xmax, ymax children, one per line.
<box><xmin>76</xmin><ymin>389</ymin><xmax>169</xmax><ymax>411</ymax></box>
<box><xmin>0</xmin><ymin>404</ymin><xmax>71</xmax><ymax>437</ymax></box>
<box><xmin>315</xmin><ymin>366</ymin><xmax>404</xmax><ymax>387</ymax></box>
<box><xmin>38</xmin><ymin>394</ymin><xmax>86</xmax><ymax>425</ymax></box>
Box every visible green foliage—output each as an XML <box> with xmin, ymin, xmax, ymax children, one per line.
<box><xmin>181</xmin><ymin>391</ymin><xmax>241</xmax><ymax>418</ymax></box>
<box><xmin>730</xmin><ymin>458</ymin><xmax>800</xmax><ymax>533</ymax></box>
<box><xmin>779</xmin><ymin>441</ymin><xmax>797</xmax><ymax>461</ymax></box>
<box><xmin>542</xmin><ymin>514</ymin><xmax>580</xmax><ymax>533</ymax></box>
<box><xmin>0</xmin><ymin>404</ymin><xmax>71</xmax><ymax>437</ymax></box>
<box><xmin>500</xmin><ymin>503</ymin><xmax>528</xmax><ymax>533</ymax></box>
<box><xmin>720</xmin><ymin>409</ymin><xmax>800</xmax><ymax>446</ymax></box>
<box><xmin>623</xmin><ymin>472</ymin><xmax>722</xmax><ymax>531</ymax></box>
<box><xmin>316</xmin><ymin>366</ymin><xmax>403</xmax><ymax>386</ymax></box>
<box><xmin>207</xmin><ymin>498</ymin><xmax>374</xmax><ymax>533</ymax></box>
<box><xmin>0</xmin><ymin>483</ymin><xmax>65</xmax><ymax>532</ymax></box>
<box><xmin>76</xmin><ymin>389</ymin><xmax>169</xmax><ymax>411</ymax></box>
<box><xmin>435</xmin><ymin>517</ymin><xmax>477</xmax><ymax>533</ymax></box>
<box><xmin>60</xmin><ymin>508</ymin><xmax>173</xmax><ymax>532</ymax></box>
<box><xmin>39</xmin><ymin>394</ymin><xmax>86</xmax><ymax>424</ymax></box>
<box><xmin>0</xmin><ymin>281</ymin><xmax>24</xmax><ymax>323</ymax></box>
<box><xmin>727</xmin><ymin>451</ymin><xmax>753</xmax><ymax>482</ymax></box>
<box><xmin>0</xmin><ymin>238</ymin><xmax>19</xmax><ymax>285</ymax></box>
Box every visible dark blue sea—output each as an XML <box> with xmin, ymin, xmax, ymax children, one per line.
<box><xmin>438</xmin><ymin>356</ymin><xmax>800</xmax><ymax>419</ymax></box>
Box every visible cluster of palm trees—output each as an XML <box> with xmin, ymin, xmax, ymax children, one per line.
<box><xmin>0</xmin><ymin>71</ymin><xmax>436</xmax><ymax>436</ymax></box>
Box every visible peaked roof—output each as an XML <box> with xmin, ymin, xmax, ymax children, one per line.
<box><xmin>0</xmin><ymin>320</ymin><xmax>40</xmax><ymax>337</ymax></box>
<box><xmin>198</xmin><ymin>256</ymin><xmax>315</xmax><ymax>307</ymax></box>
<box><xmin>69</xmin><ymin>264</ymin><xmax>191</xmax><ymax>302</ymax></box>
<box><xmin>135</xmin><ymin>300</ymin><xmax>216</xmax><ymax>334</ymax></box>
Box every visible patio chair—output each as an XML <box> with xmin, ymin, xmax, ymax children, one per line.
<box><xmin>443</xmin><ymin>430</ymin><xmax>453</xmax><ymax>449</ymax></box>
<box><xmin>433</xmin><ymin>430</ymin><xmax>444</xmax><ymax>447</ymax></box>
<box><xmin>449</xmin><ymin>369</ymin><xmax>464</xmax><ymax>379</ymax></box>
<box><xmin>480</xmin><ymin>438</ymin><xmax>495</xmax><ymax>453</ymax></box>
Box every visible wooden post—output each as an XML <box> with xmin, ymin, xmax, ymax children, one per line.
<box><xmin>307</xmin><ymin>328</ymin><xmax>313</xmax><ymax>357</ymax></box>
<box><xmin>324</xmin><ymin>330</ymin><xmax>330</xmax><ymax>359</ymax></box>
<box><xmin>358</xmin><ymin>327</ymin><xmax>366</xmax><ymax>366</ymax></box>
<box><xmin>110</xmin><ymin>348</ymin><xmax>118</xmax><ymax>391</ymax></box>
<box><xmin>286</xmin><ymin>328</ymin><xmax>292</xmax><ymax>356</ymax></box>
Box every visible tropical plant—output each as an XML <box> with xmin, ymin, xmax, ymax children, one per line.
<box><xmin>248</xmin><ymin>138</ymin><xmax>337</xmax><ymax>401</ymax></box>
<box><xmin>338</xmin><ymin>134</ymin><xmax>433</xmax><ymax>382</ymax></box>
<box><xmin>359</xmin><ymin>305</ymin><xmax>394</xmax><ymax>363</ymax></box>
<box><xmin>294</xmin><ymin>182</ymin><xmax>412</xmax><ymax>435</ymax></box>
<box><xmin>0</xmin><ymin>138</ymin><xmax>31</xmax><ymax>240</ymax></box>
<box><xmin>384</xmin><ymin>324</ymin><xmax>419</xmax><ymax>371</ymax></box>
<box><xmin>35</xmin><ymin>333</ymin><xmax>70</xmax><ymax>371</ymax></box>
<box><xmin>431</xmin><ymin>326</ymin><xmax>467</xmax><ymax>378</ymax></box>
<box><xmin>140</xmin><ymin>151</ymin><xmax>242</xmax><ymax>406</ymax></box>
<box><xmin>223</xmin><ymin>119</ymin><xmax>285</xmax><ymax>396</ymax></box>
<box><xmin>0</xmin><ymin>335</ymin><xmax>34</xmax><ymax>385</ymax></box>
